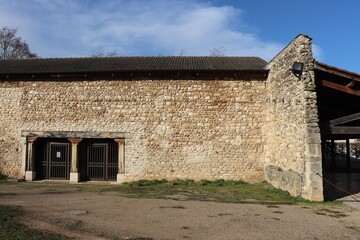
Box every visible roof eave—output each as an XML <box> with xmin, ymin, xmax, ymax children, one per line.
<box><xmin>0</xmin><ymin>69</ymin><xmax>269</xmax><ymax>81</ymax></box>
<box><xmin>315</xmin><ymin>61</ymin><xmax>360</xmax><ymax>82</ymax></box>
<box><xmin>1</xmin><ymin>68</ymin><xmax>269</xmax><ymax>75</ymax></box>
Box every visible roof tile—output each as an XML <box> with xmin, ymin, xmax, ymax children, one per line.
<box><xmin>0</xmin><ymin>56</ymin><xmax>267</xmax><ymax>74</ymax></box>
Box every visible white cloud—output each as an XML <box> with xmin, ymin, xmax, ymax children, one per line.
<box><xmin>0</xmin><ymin>0</ymin><xmax>283</xmax><ymax>60</ymax></box>
<box><xmin>312</xmin><ymin>43</ymin><xmax>324</xmax><ymax>62</ymax></box>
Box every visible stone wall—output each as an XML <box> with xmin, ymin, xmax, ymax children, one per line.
<box><xmin>265</xmin><ymin>34</ymin><xmax>323</xmax><ymax>201</ymax></box>
<box><xmin>0</xmin><ymin>86</ymin><xmax>23</xmax><ymax>177</ymax></box>
<box><xmin>0</xmin><ymin>78</ymin><xmax>266</xmax><ymax>182</ymax></box>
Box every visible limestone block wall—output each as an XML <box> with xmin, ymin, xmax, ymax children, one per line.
<box><xmin>0</xmin><ymin>78</ymin><xmax>266</xmax><ymax>182</ymax></box>
<box><xmin>0</xmin><ymin>85</ymin><xmax>23</xmax><ymax>177</ymax></box>
<box><xmin>265</xmin><ymin>34</ymin><xmax>323</xmax><ymax>201</ymax></box>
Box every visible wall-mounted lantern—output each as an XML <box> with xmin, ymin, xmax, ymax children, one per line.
<box><xmin>291</xmin><ymin>62</ymin><xmax>304</xmax><ymax>78</ymax></box>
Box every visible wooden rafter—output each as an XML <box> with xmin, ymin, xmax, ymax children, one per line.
<box><xmin>315</xmin><ymin>61</ymin><xmax>360</xmax><ymax>82</ymax></box>
<box><xmin>321</xmin><ymin>80</ymin><xmax>360</xmax><ymax>97</ymax></box>
<box><xmin>321</xmin><ymin>113</ymin><xmax>360</xmax><ymax>136</ymax></box>
<box><xmin>328</xmin><ymin>126</ymin><xmax>360</xmax><ymax>135</ymax></box>
<box><xmin>346</xmin><ymin>81</ymin><xmax>356</xmax><ymax>88</ymax></box>
<box><xmin>330</xmin><ymin>113</ymin><xmax>360</xmax><ymax>126</ymax></box>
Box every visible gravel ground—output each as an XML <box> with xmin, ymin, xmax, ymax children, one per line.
<box><xmin>1</xmin><ymin>185</ymin><xmax>360</xmax><ymax>240</ymax></box>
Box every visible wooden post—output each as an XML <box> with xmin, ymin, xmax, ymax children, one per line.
<box><xmin>346</xmin><ymin>139</ymin><xmax>351</xmax><ymax>172</ymax></box>
<box><xmin>68</xmin><ymin>138</ymin><xmax>82</xmax><ymax>183</ymax></box>
<box><xmin>25</xmin><ymin>137</ymin><xmax>37</xmax><ymax>181</ymax></box>
<box><xmin>331</xmin><ymin>139</ymin><xmax>336</xmax><ymax>171</ymax></box>
<box><xmin>114</xmin><ymin>139</ymin><xmax>125</xmax><ymax>183</ymax></box>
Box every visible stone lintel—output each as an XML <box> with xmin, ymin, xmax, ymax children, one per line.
<box><xmin>22</xmin><ymin>131</ymin><xmax>130</xmax><ymax>139</ymax></box>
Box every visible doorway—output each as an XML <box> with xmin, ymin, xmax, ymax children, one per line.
<box><xmin>79</xmin><ymin>139</ymin><xmax>118</xmax><ymax>181</ymax></box>
<box><xmin>36</xmin><ymin>139</ymin><xmax>71</xmax><ymax>180</ymax></box>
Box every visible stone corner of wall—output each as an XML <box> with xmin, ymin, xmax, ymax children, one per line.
<box><xmin>264</xmin><ymin>32</ymin><xmax>323</xmax><ymax>201</ymax></box>
<box><xmin>268</xmin><ymin>33</ymin><xmax>313</xmax><ymax>70</ymax></box>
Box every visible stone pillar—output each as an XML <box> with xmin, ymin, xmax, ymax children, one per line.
<box><xmin>20</xmin><ymin>137</ymin><xmax>27</xmax><ymax>177</ymax></box>
<box><xmin>68</xmin><ymin>138</ymin><xmax>82</xmax><ymax>183</ymax></box>
<box><xmin>114</xmin><ymin>139</ymin><xmax>125</xmax><ymax>183</ymax></box>
<box><xmin>25</xmin><ymin>137</ymin><xmax>37</xmax><ymax>181</ymax></box>
<box><xmin>303</xmin><ymin>129</ymin><xmax>324</xmax><ymax>201</ymax></box>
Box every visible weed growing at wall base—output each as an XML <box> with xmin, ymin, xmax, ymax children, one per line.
<box><xmin>0</xmin><ymin>173</ymin><xmax>8</xmax><ymax>180</ymax></box>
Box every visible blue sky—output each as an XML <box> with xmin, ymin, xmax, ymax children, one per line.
<box><xmin>1</xmin><ymin>0</ymin><xmax>359</xmax><ymax>72</ymax></box>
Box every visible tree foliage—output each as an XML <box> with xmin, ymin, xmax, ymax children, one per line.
<box><xmin>0</xmin><ymin>27</ymin><xmax>38</xmax><ymax>60</ymax></box>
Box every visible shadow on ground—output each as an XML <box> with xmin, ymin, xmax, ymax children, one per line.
<box><xmin>323</xmin><ymin>172</ymin><xmax>360</xmax><ymax>202</ymax></box>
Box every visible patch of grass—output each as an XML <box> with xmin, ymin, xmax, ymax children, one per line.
<box><xmin>0</xmin><ymin>172</ymin><xmax>8</xmax><ymax>180</ymax></box>
<box><xmin>116</xmin><ymin>179</ymin><xmax>307</xmax><ymax>204</ymax></box>
<box><xmin>0</xmin><ymin>179</ymin><xmax>346</xmax><ymax>208</ymax></box>
<box><xmin>125</xmin><ymin>179</ymin><xmax>168</xmax><ymax>186</ymax></box>
<box><xmin>171</xmin><ymin>179</ymin><xmax>195</xmax><ymax>186</ymax></box>
<box><xmin>0</xmin><ymin>180</ymin><xmax>117</xmax><ymax>193</ymax></box>
<box><xmin>0</xmin><ymin>204</ymin><xmax>70</xmax><ymax>240</ymax></box>
<box><xmin>200</xmin><ymin>179</ymin><xmax>247</xmax><ymax>186</ymax></box>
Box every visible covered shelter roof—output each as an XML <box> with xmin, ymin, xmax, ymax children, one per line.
<box><xmin>315</xmin><ymin>61</ymin><xmax>360</xmax><ymax>97</ymax></box>
<box><xmin>315</xmin><ymin>61</ymin><xmax>360</xmax><ymax>138</ymax></box>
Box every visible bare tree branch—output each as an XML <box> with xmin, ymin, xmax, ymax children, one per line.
<box><xmin>0</xmin><ymin>27</ymin><xmax>38</xmax><ymax>59</ymax></box>
<box><xmin>209</xmin><ymin>46</ymin><xmax>226</xmax><ymax>56</ymax></box>
<box><xmin>91</xmin><ymin>46</ymin><xmax>118</xmax><ymax>57</ymax></box>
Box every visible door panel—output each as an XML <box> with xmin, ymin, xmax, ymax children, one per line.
<box><xmin>80</xmin><ymin>140</ymin><xmax>118</xmax><ymax>181</ymax></box>
<box><xmin>48</xmin><ymin>143</ymin><xmax>70</xmax><ymax>180</ymax></box>
<box><xmin>38</xmin><ymin>141</ymin><xmax>70</xmax><ymax>180</ymax></box>
<box><xmin>87</xmin><ymin>143</ymin><xmax>108</xmax><ymax>181</ymax></box>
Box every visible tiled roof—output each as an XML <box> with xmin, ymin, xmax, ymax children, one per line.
<box><xmin>0</xmin><ymin>56</ymin><xmax>267</xmax><ymax>74</ymax></box>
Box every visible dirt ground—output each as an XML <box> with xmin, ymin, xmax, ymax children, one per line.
<box><xmin>1</xmin><ymin>184</ymin><xmax>360</xmax><ymax>240</ymax></box>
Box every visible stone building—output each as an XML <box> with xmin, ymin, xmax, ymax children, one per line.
<box><xmin>1</xmin><ymin>34</ymin><xmax>359</xmax><ymax>201</ymax></box>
